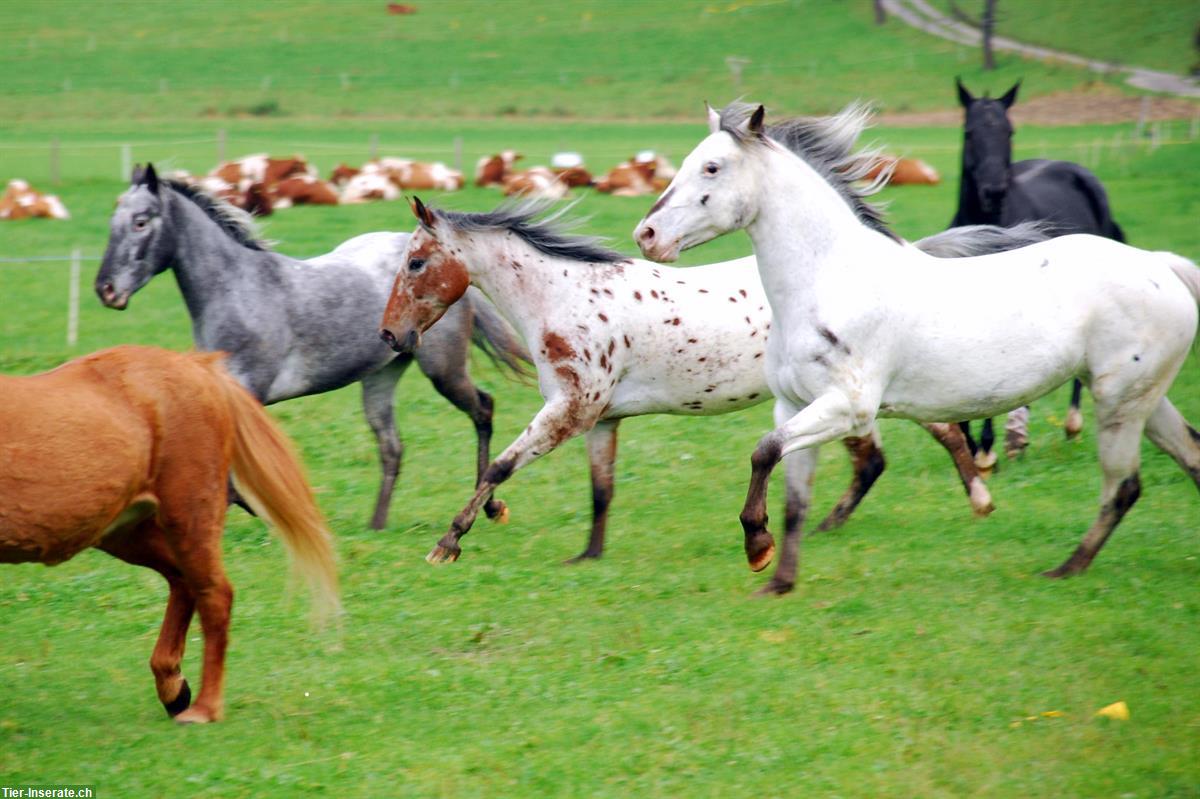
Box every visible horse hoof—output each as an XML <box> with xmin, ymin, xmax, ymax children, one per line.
<box><xmin>745</xmin><ymin>532</ymin><xmax>775</xmax><ymax>573</ymax></box>
<box><xmin>564</xmin><ymin>551</ymin><xmax>600</xmax><ymax>565</ymax></box>
<box><xmin>172</xmin><ymin>705</ymin><xmax>217</xmax><ymax>725</ymax></box>
<box><xmin>162</xmin><ymin>679</ymin><xmax>192</xmax><ymax>718</ymax></box>
<box><xmin>1042</xmin><ymin>558</ymin><xmax>1089</xmax><ymax>579</ymax></box>
<box><xmin>426</xmin><ymin>544</ymin><xmax>461</xmax><ymax>564</ymax></box>
<box><xmin>1064</xmin><ymin>409</ymin><xmax>1084</xmax><ymax>439</ymax></box>
<box><xmin>974</xmin><ymin>451</ymin><xmax>998</xmax><ymax>473</ymax></box>
<box><xmin>969</xmin><ymin>478</ymin><xmax>995</xmax><ymax>517</ymax></box>
<box><xmin>754</xmin><ymin>578</ymin><xmax>794</xmax><ymax>596</ymax></box>
<box><xmin>492</xmin><ymin>503</ymin><xmax>510</xmax><ymax>524</ymax></box>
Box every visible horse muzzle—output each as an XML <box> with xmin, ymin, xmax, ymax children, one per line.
<box><xmin>96</xmin><ymin>281</ymin><xmax>130</xmax><ymax>310</ymax></box>
<box><xmin>380</xmin><ymin>327</ymin><xmax>420</xmax><ymax>354</ymax></box>
<box><xmin>633</xmin><ymin>221</ymin><xmax>681</xmax><ymax>263</ymax></box>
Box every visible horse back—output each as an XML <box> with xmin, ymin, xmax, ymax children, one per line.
<box><xmin>1010</xmin><ymin>159</ymin><xmax>1124</xmax><ymax>241</ymax></box>
<box><xmin>0</xmin><ymin>346</ymin><xmax>233</xmax><ymax>564</ymax></box>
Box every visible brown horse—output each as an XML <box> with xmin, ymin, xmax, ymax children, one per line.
<box><xmin>0</xmin><ymin>345</ymin><xmax>339</xmax><ymax>724</ymax></box>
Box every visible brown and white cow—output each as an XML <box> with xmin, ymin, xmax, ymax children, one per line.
<box><xmin>340</xmin><ymin>171</ymin><xmax>401</xmax><ymax>204</ymax></box>
<box><xmin>0</xmin><ymin>179</ymin><xmax>70</xmax><ymax>220</ymax></box>
<box><xmin>270</xmin><ymin>174</ymin><xmax>340</xmax><ymax>208</ymax></box>
<box><xmin>475</xmin><ymin>150</ymin><xmax>522</xmax><ymax>187</ymax></box>
<box><xmin>501</xmin><ymin>167</ymin><xmax>570</xmax><ymax>199</ymax></box>
<box><xmin>594</xmin><ymin>159</ymin><xmax>658</xmax><ymax>197</ymax></box>
<box><xmin>210</xmin><ymin>154</ymin><xmax>316</xmax><ymax>191</ymax></box>
<box><xmin>847</xmin><ymin>154</ymin><xmax>941</xmax><ymax>186</ymax></box>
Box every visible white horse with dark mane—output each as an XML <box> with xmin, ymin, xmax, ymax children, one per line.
<box><xmin>635</xmin><ymin>102</ymin><xmax>1200</xmax><ymax>585</ymax></box>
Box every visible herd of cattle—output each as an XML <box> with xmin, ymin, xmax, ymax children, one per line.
<box><xmin>3</xmin><ymin>147</ymin><xmax>939</xmax><ymax>221</ymax></box>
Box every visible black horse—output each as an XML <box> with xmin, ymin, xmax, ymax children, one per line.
<box><xmin>951</xmin><ymin>78</ymin><xmax>1126</xmax><ymax>470</ymax></box>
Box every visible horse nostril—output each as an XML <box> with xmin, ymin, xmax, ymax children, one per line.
<box><xmin>639</xmin><ymin>225</ymin><xmax>656</xmax><ymax>242</ymax></box>
<box><xmin>380</xmin><ymin>328</ymin><xmax>397</xmax><ymax>347</ymax></box>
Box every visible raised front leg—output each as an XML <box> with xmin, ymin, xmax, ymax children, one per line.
<box><xmin>740</xmin><ymin>392</ymin><xmax>861</xmax><ymax>572</ymax></box>
<box><xmin>567</xmin><ymin>419</ymin><xmax>620</xmax><ymax>563</ymax></box>
<box><xmin>921</xmin><ymin>422</ymin><xmax>994</xmax><ymax>516</ymax></box>
<box><xmin>427</xmin><ymin>398</ymin><xmax>596</xmax><ymax>564</ymax></box>
<box><xmin>361</xmin><ymin>359</ymin><xmax>410</xmax><ymax>530</ymax></box>
<box><xmin>427</xmin><ymin>372</ymin><xmax>508</xmax><ymax>524</ymax></box>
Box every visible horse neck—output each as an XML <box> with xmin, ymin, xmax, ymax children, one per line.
<box><xmin>164</xmin><ymin>191</ymin><xmax>273</xmax><ymax>322</ymax></box>
<box><xmin>746</xmin><ymin>147</ymin><xmax>889</xmax><ymax>325</ymax></box>
<box><xmin>955</xmin><ymin>146</ymin><xmax>1004</xmax><ymax>225</ymax></box>
<box><xmin>457</xmin><ymin>233</ymin><xmax>582</xmax><ymax>343</ymax></box>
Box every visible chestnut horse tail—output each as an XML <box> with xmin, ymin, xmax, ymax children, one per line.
<box><xmin>211</xmin><ymin>360</ymin><xmax>341</xmax><ymax>622</ymax></box>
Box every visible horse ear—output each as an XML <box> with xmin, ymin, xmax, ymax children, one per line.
<box><xmin>142</xmin><ymin>163</ymin><xmax>160</xmax><ymax>195</ymax></box>
<box><xmin>411</xmin><ymin>195</ymin><xmax>436</xmax><ymax>229</ymax></box>
<box><xmin>706</xmin><ymin>101</ymin><xmax>721</xmax><ymax>134</ymax></box>
<box><xmin>747</xmin><ymin>105</ymin><xmax>765</xmax><ymax>135</ymax></box>
<box><xmin>956</xmin><ymin>76</ymin><xmax>974</xmax><ymax>107</ymax></box>
<box><xmin>999</xmin><ymin>80</ymin><xmax>1021</xmax><ymax>108</ymax></box>
<box><xmin>131</xmin><ymin>163</ymin><xmax>144</xmax><ymax>185</ymax></box>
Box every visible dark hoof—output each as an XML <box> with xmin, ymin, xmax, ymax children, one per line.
<box><xmin>814</xmin><ymin>511</ymin><xmax>847</xmax><ymax>533</ymax></box>
<box><xmin>426</xmin><ymin>543</ymin><xmax>461</xmax><ymax>564</ymax></box>
<box><xmin>745</xmin><ymin>531</ymin><xmax>776</xmax><ymax>573</ymax></box>
<box><xmin>1042</xmin><ymin>552</ymin><xmax>1091</xmax><ymax>579</ymax></box>
<box><xmin>564</xmin><ymin>550</ymin><xmax>601</xmax><ymax>565</ymax></box>
<box><xmin>485</xmin><ymin>500</ymin><xmax>510</xmax><ymax>524</ymax></box>
<box><xmin>163</xmin><ymin>679</ymin><xmax>192</xmax><ymax>718</ymax></box>
<box><xmin>368</xmin><ymin>513</ymin><xmax>387</xmax><ymax>531</ymax></box>
<box><xmin>754</xmin><ymin>577</ymin><xmax>794</xmax><ymax>596</ymax></box>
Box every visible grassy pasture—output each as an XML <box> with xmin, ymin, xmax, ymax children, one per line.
<box><xmin>2</xmin><ymin>3</ymin><xmax>1200</xmax><ymax>797</ymax></box>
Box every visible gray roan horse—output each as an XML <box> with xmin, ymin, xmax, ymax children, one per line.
<box><xmin>96</xmin><ymin>164</ymin><xmax>530</xmax><ymax>529</ymax></box>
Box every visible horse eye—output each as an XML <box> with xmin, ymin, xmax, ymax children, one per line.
<box><xmin>409</xmin><ymin>258</ymin><xmax>426</xmax><ymax>272</ymax></box>
<box><xmin>704</xmin><ymin>162</ymin><xmax>720</xmax><ymax>175</ymax></box>
<box><xmin>133</xmin><ymin>217</ymin><xmax>148</xmax><ymax>232</ymax></box>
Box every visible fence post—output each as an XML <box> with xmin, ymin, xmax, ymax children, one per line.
<box><xmin>369</xmin><ymin>133</ymin><xmax>379</xmax><ymax>161</ymax></box>
<box><xmin>454</xmin><ymin>136</ymin><xmax>463</xmax><ymax>175</ymax></box>
<box><xmin>120</xmin><ymin>143</ymin><xmax>132</xmax><ymax>181</ymax></box>
<box><xmin>50</xmin><ymin>138</ymin><xmax>60</xmax><ymax>185</ymax></box>
<box><xmin>67</xmin><ymin>248</ymin><xmax>81</xmax><ymax>347</ymax></box>
<box><xmin>217</xmin><ymin>128</ymin><xmax>227</xmax><ymax>164</ymax></box>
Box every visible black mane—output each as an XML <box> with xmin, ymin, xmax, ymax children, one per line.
<box><xmin>433</xmin><ymin>202</ymin><xmax>627</xmax><ymax>264</ymax></box>
<box><xmin>164</xmin><ymin>179</ymin><xmax>270</xmax><ymax>251</ymax></box>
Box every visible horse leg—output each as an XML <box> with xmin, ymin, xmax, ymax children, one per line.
<box><xmin>1004</xmin><ymin>406</ymin><xmax>1030</xmax><ymax>460</ymax></box>
<box><xmin>1043</xmin><ymin>413</ymin><xmax>1145</xmax><ymax>578</ymax></box>
<box><xmin>958</xmin><ymin>421</ymin><xmax>979</xmax><ymax>456</ymax></box>
<box><xmin>1143</xmin><ymin>397</ymin><xmax>1200</xmax><ymax>490</ymax></box>
<box><xmin>921</xmin><ymin>422</ymin><xmax>994</xmax><ymax>516</ymax></box>
<box><xmin>424</xmin><ymin>366</ymin><xmax>508</xmax><ymax>524</ymax></box>
<box><xmin>814</xmin><ymin>430</ymin><xmax>884</xmax><ymax>532</ymax></box>
<box><xmin>98</xmin><ymin>519</ymin><xmax>196</xmax><ymax>719</ymax></box>
<box><xmin>758</xmin><ymin>420</ymin><xmax>819</xmax><ymax>595</ymax></box>
<box><xmin>976</xmin><ymin>417</ymin><xmax>998</xmax><ymax>473</ymax></box>
<box><xmin>740</xmin><ymin>393</ymin><xmax>855</xmax><ymax>572</ymax></box>
<box><xmin>1065</xmin><ymin>379</ymin><xmax>1085</xmax><ymax>439</ymax></box>
<box><xmin>426</xmin><ymin>399</ymin><xmax>594</xmax><ymax>564</ymax></box>
<box><xmin>566</xmin><ymin>419</ymin><xmax>619</xmax><ymax>563</ymax></box>
<box><xmin>361</xmin><ymin>359</ymin><xmax>410</xmax><ymax>530</ymax></box>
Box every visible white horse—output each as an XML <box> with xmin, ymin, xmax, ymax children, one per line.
<box><xmin>379</xmin><ymin>199</ymin><xmax>1046</xmax><ymax>586</ymax></box>
<box><xmin>634</xmin><ymin>102</ymin><xmax>1200</xmax><ymax>584</ymax></box>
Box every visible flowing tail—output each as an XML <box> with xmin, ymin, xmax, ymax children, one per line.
<box><xmin>464</xmin><ymin>286</ymin><xmax>535</xmax><ymax>380</ymax></box>
<box><xmin>211</xmin><ymin>360</ymin><xmax>341</xmax><ymax>621</ymax></box>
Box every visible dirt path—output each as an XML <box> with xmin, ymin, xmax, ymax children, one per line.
<box><xmin>881</xmin><ymin>0</ymin><xmax>1200</xmax><ymax>125</ymax></box>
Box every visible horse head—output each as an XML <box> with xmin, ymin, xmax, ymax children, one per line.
<box><xmin>634</xmin><ymin>102</ymin><xmax>766</xmax><ymax>262</ymax></box>
<box><xmin>957</xmin><ymin>78</ymin><xmax>1020</xmax><ymax>218</ymax></box>
<box><xmin>379</xmin><ymin>197</ymin><xmax>471</xmax><ymax>354</ymax></box>
<box><xmin>96</xmin><ymin>163</ymin><xmax>176</xmax><ymax>310</ymax></box>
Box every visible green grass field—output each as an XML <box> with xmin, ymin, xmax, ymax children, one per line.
<box><xmin>2</xmin><ymin>3</ymin><xmax>1199</xmax><ymax>797</ymax></box>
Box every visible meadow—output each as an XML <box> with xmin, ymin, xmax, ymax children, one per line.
<box><xmin>2</xmin><ymin>3</ymin><xmax>1199</xmax><ymax>797</ymax></box>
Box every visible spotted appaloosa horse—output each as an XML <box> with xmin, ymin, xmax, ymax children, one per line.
<box><xmin>378</xmin><ymin>200</ymin><xmax>1049</xmax><ymax>591</ymax></box>
<box><xmin>0</xmin><ymin>346</ymin><xmax>339</xmax><ymax>723</ymax></box>
<box><xmin>635</xmin><ymin>101</ymin><xmax>1200</xmax><ymax>582</ymax></box>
